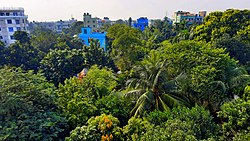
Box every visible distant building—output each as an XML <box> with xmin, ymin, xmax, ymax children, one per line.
<box><xmin>83</xmin><ymin>13</ymin><xmax>99</xmax><ymax>31</ymax></box>
<box><xmin>173</xmin><ymin>11</ymin><xmax>207</xmax><ymax>25</ymax></box>
<box><xmin>29</xmin><ymin>18</ymin><xmax>77</xmax><ymax>33</ymax></box>
<box><xmin>78</xmin><ymin>27</ymin><xmax>107</xmax><ymax>51</ymax></box>
<box><xmin>133</xmin><ymin>17</ymin><xmax>148</xmax><ymax>31</ymax></box>
<box><xmin>149</xmin><ymin>17</ymin><xmax>173</xmax><ymax>27</ymax></box>
<box><xmin>97</xmin><ymin>17</ymin><xmax>111</xmax><ymax>29</ymax></box>
<box><xmin>55</xmin><ymin>18</ymin><xmax>77</xmax><ymax>33</ymax></box>
<box><xmin>0</xmin><ymin>7</ymin><xmax>29</xmax><ymax>46</ymax></box>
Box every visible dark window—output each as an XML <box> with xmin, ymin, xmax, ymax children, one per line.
<box><xmin>8</xmin><ymin>27</ymin><xmax>14</xmax><ymax>32</ymax></box>
<box><xmin>10</xmin><ymin>35</ymin><xmax>14</xmax><ymax>40</ymax></box>
<box><xmin>84</xmin><ymin>29</ymin><xmax>87</xmax><ymax>34</ymax></box>
<box><xmin>87</xmin><ymin>21</ymin><xmax>90</xmax><ymax>23</ymax></box>
<box><xmin>0</xmin><ymin>27</ymin><xmax>1</xmax><ymax>31</ymax></box>
<box><xmin>93</xmin><ymin>21</ymin><xmax>95</xmax><ymax>23</ymax></box>
<box><xmin>13</xmin><ymin>12</ymin><xmax>18</xmax><ymax>16</ymax></box>
<box><xmin>0</xmin><ymin>36</ymin><xmax>3</xmax><ymax>39</ymax></box>
<box><xmin>7</xmin><ymin>19</ymin><xmax>12</xmax><ymax>24</ymax></box>
<box><xmin>15</xmin><ymin>20</ymin><xmax>20</xmax><ymax>24</ymax></box>
<box><xmin>16</xmin><ymin>27</ymin><xmax>21</xmax><ymax>31</ymax></box>
<box><xmin>6</xmin><ymin>13</ymin><xmax>10</xmax><ymax>16</ymax></box>
<box><xmin>0</xmin><ymin>13</ymin><xmax>4</xmax><ymax>16</ymax></box>
<box><xmin>93</xmin><ymin>25</ymin><xmax>95</xmax><ymax>27</ymax></box>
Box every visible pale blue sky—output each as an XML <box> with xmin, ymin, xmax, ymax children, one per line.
<box><xmin>1</xmin><ymin>0</ymin><xmax>250</xmax><ymax>21</ymax></box>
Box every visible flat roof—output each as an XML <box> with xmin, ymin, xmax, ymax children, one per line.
<box><xmin>0</xmin><ymin>7</ymin><xmax>24</xmax><ymax>11</ymax></box>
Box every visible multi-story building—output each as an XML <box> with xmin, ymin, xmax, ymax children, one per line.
<box><xmin>133</xmin><ymin>17</ymin><xmax>148</xmax><ymax>31</ymax></box>
<box><xmin>78</xmin><ymin>27</ymin><xmax>107</xmax><ymax>51</ymax></box>
<box><xmin>0</xmin><ymin>7</ymin><xmax>29</xmax><ymax>46</ymax></box>
<box><xmin>173</xmin><ymin>11</ymin><xmax>207</xmax><ymax>25</ymax></box>
<box><xmin>83</xmin><ymin>13</ymin><xmax>99</xmax><ymax>31</ymax></box>
<box><xmin>29</xmin><ymin>18</ymin><xmax>77</xmax><ymax>33</ymax></box>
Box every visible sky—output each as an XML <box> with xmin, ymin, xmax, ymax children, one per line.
<box><xmin>1</xmin><ymin>0</ymin><xmax>250</xmax><ymax>22</ymax></box>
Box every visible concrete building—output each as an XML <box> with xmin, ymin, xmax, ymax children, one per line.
<box><xmin>97</xmin><ymin>17</ymin><xmax>111</xmax><ymax>29</ymax></box>
<box><xmin>133</xmin><ymin>17</ymin><xmax>148</xmax><ymax>31</ymax></box>
<box><xmin>29</xmin><ymin>18</ymin><xmax>77</xmax><ymax>33</ymax></box>
<box><xmin>0</xmin><ymin>7</ymin><xmax>29</xmax><ymax>46</ymax></box>
<box><xmin>83</xmin><ymin>13</ymin><xmax>99</xmax><ymax>31</ymax></box>
<box><xmin>78</xmin><ymin>27</ymin><xmax>107</xmax><ymax>51</ymax></box>
<box><xmin>173</xmin><ymin>11</ymin><xmax>207</xmax><ymax>25</ymax></box>
<box><xmin>55</xmin><ymin>18</ymin><xmax>77</xmax><ymax>33</ymax></box>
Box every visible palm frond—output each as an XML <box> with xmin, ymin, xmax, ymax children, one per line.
<box><xmin>130</xmin><ymin>91</ymin><xmax>155</xmax><ymax>117</ymax></box>
<box><xmin>230</xmin><ymin>74</ymin><xmax>250</xmax><ymax>88</ymax></box>
<box><xmin>209</xmin><ymin>80</ymin><xmax>227</xmax><ymax>94</ymax></box>
<box><xmin>124</xmin><ymin>89</ymin><xmax>144</xmax><ymax>99</ymax></box>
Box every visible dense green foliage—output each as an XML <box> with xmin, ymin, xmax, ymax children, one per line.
<box><xmin>0</xmin><ymin>67</ymin><xmax>68</xmax><ymax>140</ymax></box>
<box><xmin>40</xmin><ymin>48</ymin><xmax>85</xmax><ymax>85</ymax></box>
<box><xmin>0</xmin><ymin>8</ymin><xmax>250</xmax><ymax>141</ymax></box>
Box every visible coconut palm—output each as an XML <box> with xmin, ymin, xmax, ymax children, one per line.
<box><xmin>125</xmin><ymin>50</ymin><xmax>191</xmax><ymax>117</ymax></box>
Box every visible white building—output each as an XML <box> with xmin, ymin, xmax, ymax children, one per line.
<box><xmin>0</xmin><ymin>7</ymin><xmax>29</xmax><ymax>46</ymax></box>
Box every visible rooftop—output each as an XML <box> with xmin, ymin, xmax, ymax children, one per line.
<box><xmin>0</xmin><ymin>7</ymin><xmax>24</xmax><ymax>11</ymax></box>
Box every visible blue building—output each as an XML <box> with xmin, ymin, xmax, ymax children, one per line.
<box><xmin>133</xmin><ymin>17</ymin><xmax>148</xmax><ymax>31</ymax></box>
<box><xmin>78</xmin><ymin>27</ymin><xmax>107</xmax><ymax>51</ymax></box>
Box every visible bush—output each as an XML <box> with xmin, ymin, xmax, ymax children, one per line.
<box><xmin>218</xmin><ymin>98</ymin><xmax>250</xmax><ymax>139</ymax></box>
<box><xmin>66</xmin><ymin>114</ymin><xmax>123</xmax><ymax>141</ymax></box>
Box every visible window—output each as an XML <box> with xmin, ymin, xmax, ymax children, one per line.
<box><xmin>15</xmin><ymin>20</ymin><xmax>20</xmax><ymax>24</ymax></box>
<box><xmin>0</xmin><ymin>36</ymin><xmax>3</xmax><ymax>39</ymax></box>
<box><xmin>8</xmin><ymin>27</ymin><xmax>14</xmax><ymax>32</ymax></box>
<box><xmin>10</xmin><ymin>35</ymin><xmax>14</xmax><ymax>40</ymax></box>
<box><xmin>13</xmin><ymin>12</ymin><xmax>18</xmax><ymax>16</ymax></box>
<box><xmin>0</xmin><ymin>27</ymin><xmax>1</xmax><ymax>31</ymax></box>
<box><xmin>16</xmin><ymin>27</ymin><xmax>21</xmax><ymax>31</ymax></box>
<box><xmin>7</xmin><ymin>19</ymin><xmax>12</xmax><ymax>24</ymax></box>
<box><xmin>6</xmin><ymin>13</ymin><xmax>10</xmax><ymax>16</ymax></box>
<box><xmin>93</xmin><ymin>21</ymin><xmax>95</xmax><ymax>23</ymax></box>
<box><xmin>0</xmin><ymin>13</ymin><xmax>4</xmax><ymax>16</ymax></box>
<box><xmin>93</xmin><ymin>25</ymin><xmax>95</xmax><ymax>27</ymax></box>
<box><xmin>84</xmin><ymin>29</ymin><xmax>87</xmax><ymax>34</ymax></box>
<box><xmin>87</xmin><ymin>21</ymin><xmax>90</xmax><ymax>23</ymax></box>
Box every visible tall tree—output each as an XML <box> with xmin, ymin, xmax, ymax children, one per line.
<box><xmin>107</xmin><ymin>24</ymin><xmax>144</xmax><ymax>71</ymax></box>
<box><xmin>83</xmin><ymin>39</ymin><xmax>117</xmax><ymax>71</ymax></box>
<box><xmin>125</xmin><ymin>50</ymin><xmax>191</xmax><ymax>116</ymax></box>
<box><xmin>40</xmin><ymin>48</ymin><xmax>85</xmax><ymax>86</ymax></box>
<box><xmin>193</xmin><ymin>9</ymin><xmax>250</xmax><ymax>42</ymax></box>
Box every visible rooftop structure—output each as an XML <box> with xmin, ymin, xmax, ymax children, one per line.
<box><xmin>0</xmin><ymin>7</ymin><xmax>29</xmax><ymax>46</ymax></box>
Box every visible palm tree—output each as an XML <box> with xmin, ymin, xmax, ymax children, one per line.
<box><xmin>201</xmin><ymin>67</ymin><xmax>250</xmax><ymax>115</ymax></box>
<box><xmin>125</xmin><ymin>50</ymin><xmax>191</xmax><ymax>117</ymax></box>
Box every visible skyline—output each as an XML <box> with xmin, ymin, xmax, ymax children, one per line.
<box><xmin>1</xmin><ymin>0</ymin><xmax>250</xmax><ymax>22</ymax></box>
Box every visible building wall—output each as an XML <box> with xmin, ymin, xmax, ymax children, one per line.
<box><xmin>133</xmin><ymin>17</ymin><xmax>148</xmax><ymax>31</ymax></box>
<box><xmin>0</xmin><ymin>7</ymin><xmax>29</xmax><ymax>46</ymax></box>
<box><xmin>83</xmin><ymin>13</ymin><xmax>98</xmax><ymax>31</ymax></box>
<box><xmin>173</xmin><ymin>11</ymin><xmax>206</xmax><ymax>25</ymax></box>
<box><xmin>78</xmin><ymin>27</ymin><xmax>107</xmax><ymax>51</ymax></box>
